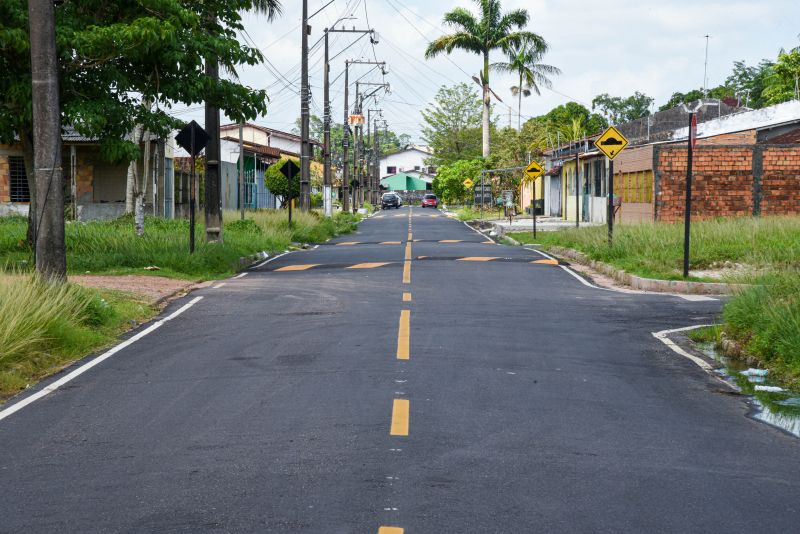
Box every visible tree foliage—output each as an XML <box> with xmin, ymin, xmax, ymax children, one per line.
<box><xmin>432</xmin><ymin>159</ymin><xmax>483</xmax><ymax>204</ymax></box>
<box><xmin>764</xmin><ymin>49</ymin><xmax>800</xmax><ymax>105</ymax></box>
<box><xmin>422</xmin><ymin>83</ymin><xmax>485</xmax><ymax>165</ymax></box>
<box><xmin>264</xmin><ymin>159</ymin><xmax>301</xmax><ymax>207</ymax></box>
<box><xmin>592</xmin><ymin>91</ymin><xmax>654</xmax><ymax>124</ymax></box>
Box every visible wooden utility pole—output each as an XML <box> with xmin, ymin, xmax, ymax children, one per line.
<box><xmin>28</xmin><ymin>0</ymin><xmax>65</xmax><ymax>279</ymax></box>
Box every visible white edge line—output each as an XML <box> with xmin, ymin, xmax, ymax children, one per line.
<box><xmin>0</xmin><ymin>296</ymin><xmax>204</xmax><ymax>423</ymax></box>
<box><xmin>252</xmin><ymin>251</ymin><xmax>291</xmax><ymax>269</ymax></box>
<box><xmin>652</xmin><ymin>324</ymin><xmax>715</xmax><ymax>372</ymax></box>
<box><xmin>233</xmin><ymin>272</ymin><xmax>248</xmax><ymax>279</ymax></box>
<box><xmin>213</xmin><ymin>283</ymin><xmax>226</xmax><ymax>289</ymax></box>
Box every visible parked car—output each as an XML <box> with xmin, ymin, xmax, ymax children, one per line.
<box><xmin>381</xmin><ymin>192</ymin><xmax>401</xmax><ymax>209</ymax></box>
<box><xmin>421</xmin><ymin>193</ymin><xmax>439</xmax><ymax>208</ymax></box>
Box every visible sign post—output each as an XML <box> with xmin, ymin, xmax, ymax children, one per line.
<box><xmin>683</xmin><ymin>112</ymin><xmax>698</xmax><ymax>277</ymax></box>
<box><xmin>280</xmin><ymin>159</ymin><xmax>301</xmax><ymax>229</ymax></box>
<box><xmin>175</xmin><ymin>121</ymin><xmax>210</xmax><ymax>254</ymax></box>
<box><xmin>524</xmin><ymin>161</ymin><xmax>544</xmax><ymax>239</ymax></box>
<box><xmin>594</xmin><ymin>126</ymin><xmax>629</xmax><ymax>246</ymax></box>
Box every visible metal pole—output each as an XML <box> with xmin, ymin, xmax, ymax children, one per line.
<box><xmin>323</xmin><ymin>29</ymin><xmax>332</xmax><ymax>217</ymax></box>
<box><xmin>288</xmin><ymin>162</ymin><xmax>293</xmax><ymax>228</ymax></box>
<box><xmin>189</xmin><ymin>128</ymin><xmax>196</xmax><ymax>254</ymax></box>
<box><xmin>683</xmin><ymin>113</ymin><xmax>694</xmax><ymax>277</ymax></box>
<box><xmin>608</xmin><ymin>159</ymin><xmax>614</xmax><ymax>246</ymax></box>
<box><xmin>575</xmin><ymin>149</ymin><xmax>580</xmax><ymax>228</ymax></box>
<box><xmin>480</xmin><ymin>172</ymin><xmax>484</xmax><ymax>220</ymax></box>
<box><xmin>300</xmin><ymin>0</ymin><xmax>310</xmax><ymax>210</ymax></box>
<box><xmin>239</xmin><ymin>123</ymin><xmax>245</xmax><ymax>220</ymax></box>
<box><xmin>342</xmin><ymin>62</ymin><xmax>350</xmax><ymax>213</ymax></box>
<box><xmin>532</xmin><ymin>178</ymin><xmax>537</xmax><ymax>238</ymax></box>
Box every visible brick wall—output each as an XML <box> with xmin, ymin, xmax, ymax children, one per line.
<box><xmin>0</xmin><ymin>156</ymin><xmax>9</xmax><ymax>202</ymax></box>
<box><xmin>761</xmin><ymin>147</ymin><xmax>800</xmax><ymax>215</ymax></box>
<box><xmin>697</xmin><ymin>130</ymin><xmax>757</xmax><ymax>145</ymax></box>
<box><xmin>656</xmin><ymin>146</ymin><xmax>754</xmax><ymax>222</ymax></box>
<box><xmin>654</xmin><ymin>144</ymin><xmax>800</xmax><ymax>222</ymax></box>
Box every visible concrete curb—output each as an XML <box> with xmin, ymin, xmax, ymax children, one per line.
<box><xmin>545</xmin><ymin>246</ymin><xmax>748</xmax><ymax>295</ymax></box>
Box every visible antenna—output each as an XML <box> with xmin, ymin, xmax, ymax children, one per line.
<box><xmin>703</xmin><ymin>35</ymin><xmax>711</xmax><ymax>97</ymax></box>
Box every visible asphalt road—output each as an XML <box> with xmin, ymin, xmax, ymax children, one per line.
<box><xmin>2</xmin><ymin>206</ymin><xmax>799</xmax><ymax>533</ymax></box>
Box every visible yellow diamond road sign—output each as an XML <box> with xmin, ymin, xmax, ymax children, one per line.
<box><xmin>524</xmin><ymin>161</ymin><xmax>544</xmax><ymax>179</ymax></box>
<box><xmin>463</xmin><ymin>178</ymin><xmax>474</xmax><ymax>189</ymax></box>
<box><xmin>595</xmin><ymin>126</ymin><xmax>629</xmax><ymax>160</ymax></box>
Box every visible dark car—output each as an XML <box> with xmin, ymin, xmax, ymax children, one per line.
<box><xmin>381</xmin><ymin>192</ymin><xmax>401</xmax><ymax>209</ymax></box>
<box><xmin>421</xmin><ymin>193</ymin><xmax>439</xmax><ymax>208</ymax></box>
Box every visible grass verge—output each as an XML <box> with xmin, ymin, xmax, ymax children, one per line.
<box><xmin>0</xmin><ymin>274</ymin><xmax>154</xmax><ymax>400</ymax></box>
<box><xmin>509</xmin><ymin>216</ymin><xmax>800</xmax><ymax>282</ymax></box>
<box><xmin>0</xmin><ymin>209</ymin><xmax>360</xmax><ymax>280</ymax></box>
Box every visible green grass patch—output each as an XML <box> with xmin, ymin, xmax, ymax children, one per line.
<box><xmin>0</xmin><ymin>210</ymin><xmax>360</xmax><ymax>280</ymax></box>
<box><xmin>687</xmin><ymin>325</ymin><xmax>722</xmax><ymax>344</ymax></box>
<box><xmin>510</xmin><ymin>216</ymin><xmax>800</xmax><ymax>281</ymax></box>
<box><xmin>453</xmin><ymin>205</ymin><xmax>504</xmax><ymax>221</ymax></box>
<box><xmin>0</xmin><ymin>274</ymin><xmax>154</xmax><ymax>400</ymax></box>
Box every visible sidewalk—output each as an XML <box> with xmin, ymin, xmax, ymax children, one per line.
<box><xmin>485</xmin><ymin>216</ymin><xmax>601</xmax><ymax>233</ymax></box>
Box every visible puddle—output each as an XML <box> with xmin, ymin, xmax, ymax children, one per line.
<box><xmin>697</xmin><ymin>342</ymin><xmax>800</xmax><ymax>438</ymax></box>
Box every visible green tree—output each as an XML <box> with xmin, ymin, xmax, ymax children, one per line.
<box><xmin>592</xmin><ymin>91</ymin><xmax>654</xmax><ymax>124</ymax></box>
<box><xmin>425</xmin><ymin>0</ymin><xmax>547</xmax><ymax>159</ymax></box>
<box><xmin>0</xmin><ymin>0</ymin><xmax>274</xmax><ymax>240</ymax></box>
<box><xmin>421</xmin><ymin>83</ymin><xmax>484</xmax><ymax>165</ymax></box>
<box><xmin>432</xmin><ymin>159</ymin><xmax>484</xmax><ymax>204</ymax></box>
<box><xmin>764</xmin><ymin>49</ymin><xmax>800</xmax><ymax>105</ymax></box>
<box><xmin>491</xmin><ymin>43</ymin><xmax>560</xmax><ymax>130</ymax></box>
<box><xmin>725</xmin><ymin>60</ymin><xmax>774</xmax><ymax>109</ymax></box>
<box><xmin>264</xmin><ymin>159</ymin><xmax>301</xmax><ymax>207</ymax></box>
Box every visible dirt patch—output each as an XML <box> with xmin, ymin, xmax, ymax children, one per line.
<box><xmin>70</xmin><ymin>275</ymin><xmax>208</xmax><ymax>305</ymax></box>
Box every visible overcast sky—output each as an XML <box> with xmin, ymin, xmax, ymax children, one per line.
<box><xmin>172</xmin><ymin>0</ymin><xmax>800</xmax><ymax>143</ymax></box>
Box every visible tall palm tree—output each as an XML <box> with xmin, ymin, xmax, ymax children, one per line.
<box><xmin>425</xmin><ymin>0</ymin><xmax>547</xmax><ymax>159</ymax></box>
<box><xmin>492</xmin><ymin>43</ymin><xmax>560</xmax><ymax>131</ymax></box>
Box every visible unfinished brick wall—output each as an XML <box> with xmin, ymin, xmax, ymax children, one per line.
<box><xmin>0</xmin><ymin>156</ymin><xmax>9</xmax><ymax>202</ymax></box>
<box><xmin>761</xmin><ymin>147</ymin><xmax>800</xmax><ymax>215</ymax></box>
<box><xmin>655</xmin><ymin>146</ymin><xmax>755</xmax><ymax>222</ymax></box>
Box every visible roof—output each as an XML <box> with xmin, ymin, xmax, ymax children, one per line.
<box><xmin>221</xmin><ymin>136</ymin><xmax>281</xmax><ymax>158</ymax></box>
<box><xmin>673</xmin><ymin>100</ymin><xmax>800</xmax><ymax>141</ymax></box>
<box><xmin>764</xmin><ymin>127</ymin><xmax>800</xmax><ymax>144</ymax></box>
<box><xmin>220</xmin><ymin>123</ymin><xmax>322</xmax><ymax>146</ymax></box>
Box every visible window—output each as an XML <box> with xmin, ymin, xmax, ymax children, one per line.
<box><xmin>9</xmin><ymin>156</ymin><xmax>30</xmax><ymax>202</ymax></box>
<box><xmin>386</xmin><ymin>166</ymin><xmax>397</xmax><ymax>175</ymax></box>
<box><xmin>593</xmin><ymin>160</ymin><xmax>603</xmax><ymax>197</ymax></box>
<box><xmin>414</xmin><ymin>165</ymin><xmax>420</xmax><ymax>171</ymax></box>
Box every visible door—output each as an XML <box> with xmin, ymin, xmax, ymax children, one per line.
<box><xmin>163</xmin><ymin>158</ymin><xmax>174</xmax><ymax>219</ymax></box>
<box><xmin>549</xmin><ymin>176</ymin><xmax>562</xmax><ymax>217</ymax></box>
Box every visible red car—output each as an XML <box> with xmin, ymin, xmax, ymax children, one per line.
<box><xmin>421</xmin><ymin>194</ymin><xmax>439</xmax><ymax>208</ymax></box>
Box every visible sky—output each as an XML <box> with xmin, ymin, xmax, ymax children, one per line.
<box><xmin>171</xmin><ymin>0</ymin><xmax>800</xmax><ymax>143</ymax></box>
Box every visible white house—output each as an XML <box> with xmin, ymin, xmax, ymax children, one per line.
<box><xmin>379</xmin><ymin>145</ymin><xmax>436</xmax><ymax>179</ymax></box>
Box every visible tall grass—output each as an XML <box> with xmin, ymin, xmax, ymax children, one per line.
<box><xmin>0</xmin><ymin>274</ymin><xmax>152</xmax><ymax>398</ymax></box>
<box><xmin>511</xmin><ymin>217</ymin><xmax>800</xmax><ymax>281</ymax></box>
<box><xmin>0</xmin><ymin>209</ymin><xmax>360</xmax><ymax>280</ymax></box>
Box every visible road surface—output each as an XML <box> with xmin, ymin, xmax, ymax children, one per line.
<box><xmin>1</xmin><ymin>206</ymin><xmax>799</xmax><ymax>533</ymax></box>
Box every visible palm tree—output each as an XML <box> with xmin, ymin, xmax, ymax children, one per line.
<box><xmin>492</xmin><ymin>43</ymin><xmax>560</xmax><ymax>131</ymax></box>
<box><xmin>425</xmin><ymin>0</ymin><xmax>547</xmax><ymax>159</ymax></box>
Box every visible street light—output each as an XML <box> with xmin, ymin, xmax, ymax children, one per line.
<box><xmin>680</xmin><ymin>100</ymin><xmax>711</xmax><ymax>278</ymax></box>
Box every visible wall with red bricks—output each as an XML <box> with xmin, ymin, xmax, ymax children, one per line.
<box><xmin>654</xmin><ymin>144</ymin><xmax>800</xmax><ymax>222</ymax></box>
<box><xmin>0</xmin><ymin>156</ymin><xmax>9</xmax><ymax>202</ymax></box>
<box><xmin>762</xmin><ymin>147</ymin><xmax>800</xmax><ymax>216</ymax></box>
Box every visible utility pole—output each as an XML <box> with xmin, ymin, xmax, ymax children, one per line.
<box><xmin>28</xmin><ymin>0</ymin><xmax>65</xmax><ymax>279</ymax></box>
<box><xmin>323</xmin><ymin>27</ymin><xmax>377</xmax><ymax>215</ymax></box>
<box><xmin>342</xmin><ymin>61</ymin><xmax>351</xmax><ymax>213</ymax></box>
<box><xmin>204</xmin><ymin>59</ymin><xmax>222</xmax><ymax>243</ymax></box>
<box><xmin>300</xmin><ymin>0</ymin><xmax>310</xmax><ymax>210</ymax></box>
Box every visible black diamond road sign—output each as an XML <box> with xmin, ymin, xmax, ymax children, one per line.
<box><xmin>175</xmin><ymin>120</ymin><xmax>210</xmax><ymax>157</ymax></box>
<box><xmin>279</xmin><ymin>159</ymin><xmax>300</xmax><ymax>180</ymax></box>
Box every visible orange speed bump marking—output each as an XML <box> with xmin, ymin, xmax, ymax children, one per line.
<box><xmin>347</xmin><ymin>262</ymin><xmax>391</xmax><ymax>269</ymax></box>
<box><xmin>531</xmin><ymin>259</ymin><xmax>559</xmax><ymax>265</ymax></box>
<box><xmin>439</xmin><ymin>239</ymin><xmax>463</xmax><ymax>243</ymax></box>
<box><xmin>457</xmin><ymin>257</ymin><xmax>499</xmax><ymax>261</ymax></box>
<box><xmin>378</xmin><ymin>528</ymin><xmax>404</xmax><ymax>534</ymax></box>
<box><xmin>380</xmin><ymin>241</ymin><xmax>402</xmax><ymax>245</ymax></box>
<box><xmin>335</xmin><ymin>241</ymin><xmax>360</xmax><ymax>246</ymax></box>
<box><xmin>482</xmin><ymin>240</ymin><xmax>495</xmax><ymax>244</ymax></box>
<box><xmin>274</xmin><ymin>264</ymin><xmax>319</xmax><ymax>271</ymax></box>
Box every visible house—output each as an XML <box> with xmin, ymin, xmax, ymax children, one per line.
<box><xmin>541</xmin><ymin>99</ymin><xmax>800</xmax><ymax>224</ymax></box>
<box><xmin>1</xmin><ymin>127</ymin><xmax>175</xmax><ymax>220</ymax></box>
<box><xmin>380</xmin><ymin>171</ymin><xmax>432</xmax><ymax>192</ymax></box>
<box><xmin>379</xmin><ymin>145</ymin><xmax>436</xmax><ymax>179</ymax></box>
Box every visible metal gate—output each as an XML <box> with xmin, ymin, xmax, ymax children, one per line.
<box><xmin>549</xmin><ymin>176</ymin><xmax>562</xmax><ymax>217</ymax></box>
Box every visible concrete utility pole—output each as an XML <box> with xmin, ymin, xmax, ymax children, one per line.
<box><xmin>323</xmin><ymin>27</ymin><xmax>376</xmax><ymax>215</ymax></box>
<box><xmin>204</xmin><ymin>58</ymin><xmax>222</xmax><ymax>243</ymax></box>
<box><xmin>342</xmin><ymin>61</ymin><xmax>351</xmax><ymax>213</ymax></box>
<box><xmin>28</xmin><ymin>0</ymin><xmax>65</xmax><ymax>279</ymax></box>
<box><xmin>300</xmin><ymin>0</ymin><xmax>310</xmax><ymax>210</ymax></box>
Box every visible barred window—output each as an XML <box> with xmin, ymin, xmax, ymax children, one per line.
<box><xmin>9</xmin><ymin>156</ymin><xmax>30</xmax><ymax>202</ymax></box>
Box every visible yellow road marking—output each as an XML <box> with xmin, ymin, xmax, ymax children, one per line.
<box><xmin>379</xmin><ymin>527</ymin><xmax>404</xmax><ymax>534</ymax></box>
<box><xmin>390</xmin><ymin>399</ymin><xmax>409</xmax><ymax>436</ymax></box>
<box><xmin>403</xmin><ymin>260</ymin><xmax>411</xmax><ymax>284</ymax></box>
<box><xmin>402</xmin><ymin>292</ymin><xmax>411</xmax><ymax>302</ymax></box>
<box><xmin>407</xmin><ymin>232</ymin><xmax>412</xmax><ymax>241</ymax></box>
<box><xmin>482</xmin><ymin>240</ymin><xmax>495</xmax><ymax>244</ymax></box>
<box><xmin>380</xmin><ymin>241</ymin><xmax>402</xmax><ymax>245</ymax></box>
<box><xmin>439</xmin><ymin>239</ymin><xmax>463</xmax><ymax>243</ymax></box>
<box><xmin>531</xmin><ymin>259</ymin><xmax>559</xmax><ymax>265</ymax></box>
<box><xmin>404</xmin><ymin>243</ymin><xmax>412</xmax><ymax>260</ymax></box>
<box><xmin>457</xmin><ymin>256</ymin><xmax>499</xmax><ymax>261</ymax></box>
<box><xmin>335</xmin><ymin>242</ymin><xmax>360</xmax><ymax>246</ymax></box>
<box><xmin>397</xmin><ymin>310</ymin><xmax>410</xmax><ymax>360</ymax></box>
<box><xmin>275</xmin><ymin>264</ymin><xmax>318</xmax><ymax>271</ymax></box>
<box><xmin>347</xmin><ymin>262</ymin><xmax>390</xmax><ymax>269</ymax></box>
